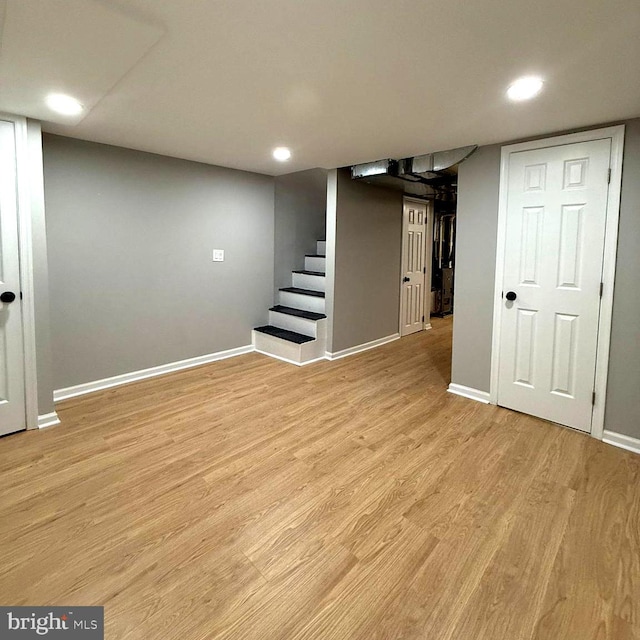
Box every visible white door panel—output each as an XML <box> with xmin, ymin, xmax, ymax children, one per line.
<box><xmin>400</xmin><ymin>200</ymin><xmax>427</xmax><ymax>336</ymax></box>
<box><xmin>0</xmin><ymin>119</ymin><xmax>26</xmax><ymax>436</ymax></box>
<box><xmin>497</xmin><ymin>138</ymin><xmax>611</xmax><ymax>432</ymax></box>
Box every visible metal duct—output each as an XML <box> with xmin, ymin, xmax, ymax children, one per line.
<box><xmin>350</xmin><ymin>144</ymin><xmax>477</xmax><ymax>197</ymax></box>
<box><xmin>402</xmin><ymin>145</ymin><xmax>477</xmax><ymax>176</ymax></box>
<box><xmin>350</xmin><ymin>158</ymin><xmax>398</xmax><ymax>179</ymax></box>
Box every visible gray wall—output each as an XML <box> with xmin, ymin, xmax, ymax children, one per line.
<box><xmin>43</xmin><ymin>135</ymin><xmax>274</xmax><ymax>390</ymax></box>
<box><xmin>27</xmin><ymin>121</ymin><xmax>55</xmax><ymax>414</ymax></box>
<box><xmin>331</xmin><ymin>168</ymin><xmax>402</xmax><ymax>353</ymax></box>
<box><xmin>450</xmin><ymin>144</ymin><xmax>501</xmax><ymax>391</ymax></box>
<box><xmin>605</xmin><ymin>118</ymin><xmax>640</xmax><ymax>439</ymax></box>
<box><xmin>451</xmin><ymin>118</ymin><xmax>640</xmax><ymax>439</ymax></box>
<box><xmin>274</xmin><ymin>169</ymin><xmax>327</xmax><ymax>296</ymax></box>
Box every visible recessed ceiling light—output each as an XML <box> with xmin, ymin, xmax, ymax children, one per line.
<box><xmin>273</xmin><ymin>147</ymin><xmax>292</xmax><ymax>161</ymax></box>
<box><xmin>46</xmin><ymin>93</ymin><xmax>84</xmax><ymax>116</ymax></box>
<box><xmin>506</xmin><ymin>76</ymin><xmax>544</xmax><ymax>102</ymax></box>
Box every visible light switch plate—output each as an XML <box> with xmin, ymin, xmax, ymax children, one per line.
<box><xmin>212</xmin><ymin>249</ymin><xmax>224</xmax><ymax>262</ymax></box>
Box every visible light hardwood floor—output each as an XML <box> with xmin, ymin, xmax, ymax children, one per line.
<box><xmin>1</xmin><ymin>317</ymin><xmax>639</xmax><ymax>639</ymax></box>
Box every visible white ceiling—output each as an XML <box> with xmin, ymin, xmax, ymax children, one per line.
<box><xmin>0</xmin><ymin>0</ymin><xmax>162</xmax><ymax>125</ymax></box>
<box><xmin>1</xmin><ymin>0</ymin><xmax>639</xmax><ymax>175</ymax></box>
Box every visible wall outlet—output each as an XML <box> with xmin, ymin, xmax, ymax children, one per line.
<box><xmin>212</xmin><ymin>249</ymin><xmax>224</xmax><ymax>262</ymax></box>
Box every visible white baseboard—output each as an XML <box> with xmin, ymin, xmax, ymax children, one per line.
<box><xmin>254</xmin><ymin>349</ymin><xmax>327</xmax><ymax>367</ymax></box>
<box><xmin>326</xmin><ymin>333</ymin><xmax>400</xmax><ymax>361</ymax></box>
<box><xmin>447</xmin><ymin>383</ymin><xmax>491</xmax><ymax>404</ymax></box>
<box><xmin>602</xmin><ymin>430</ymin><xmax>640</xmax><ymax>455</ymax></box>
<box><xmin>37</xmin><ymin>411</ymin><xmax>61</xmax><ymax>429</ymax></box>
<box><xmin>54</xmin><ymin>345</ymin><xmax>254</xmax><ymax>402</ymax></box>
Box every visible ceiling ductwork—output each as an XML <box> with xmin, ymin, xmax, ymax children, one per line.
<box><xmin>351</xmin><ymin>145</ymin><xmax>477</xmax><ymax>198</ymax></box>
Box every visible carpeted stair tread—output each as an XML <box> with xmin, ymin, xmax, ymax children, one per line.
<box><xmin>254</xmin><ymin>325</ymin><xmax>315</xmax><ymax>344</ymax></box>
<box><xmin>269</xmin><ymin>305</ymin><xmax>326</xmax><ymax>320</ymax></box>
<box><xmin>279</xmin><ymin>287</ymin><xmax>325</xmax><ymax>298</ymax></box>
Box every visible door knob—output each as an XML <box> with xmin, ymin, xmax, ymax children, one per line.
<box><xmin>505</xmin><ymin>291</ymin><xmax>517</xmax><ymax>302</ymax></box>
<box><xmin>0</xmin><ymin>291</ymin><xmax>16</xmax><ymax>303</ymax></box>
<box><xmin>403</xmin><ymin>277</ymin><xmax>410</xmax><ymax>283</ymax></box>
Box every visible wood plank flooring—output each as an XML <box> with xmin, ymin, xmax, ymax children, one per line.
<box><xmin>1</xmin><ymin>317</ymin><xmax>639</xmax><ymax>639</ymax></box>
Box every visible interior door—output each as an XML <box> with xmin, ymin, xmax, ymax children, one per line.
<box><xmin>497</xmin><ymin>137</ymin><xmax>612</xmax><ymax>432</ymax></box>
<box><xmin>0</xmin><ymin>119</ymin><xmax>26</xmax><ymax>436</ymax></box>
<box><xmin>400</xmin><ymin>199</ymin><xmax>427</xmax><ymax>336</ymax></box>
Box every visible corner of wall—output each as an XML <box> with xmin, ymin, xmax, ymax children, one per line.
<box><xmin>324</xmin><ymin>169</ymin><xmax>338</xmax><ymax>353</ymax></box>
<box><xmin>26</xmin><ymin>119</ymin><xmax>56</xmax><ymax>416</ymax></box>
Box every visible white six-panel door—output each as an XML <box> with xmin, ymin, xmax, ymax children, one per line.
<box><xmin>0</xmin><ymin>119</ymin><xmax>26</xmax><ymax>436</ymax></box>
<box><xmin>497</xmin><ymin>138</ymin><xmax>612</xmax><ymax>432</ymax></box>
<box><xmin>0</xmin><ymin>120</ymin><xmax>26</xmax><ymax>435</ymax></box>
<box><xmin>400</xmin><ymin>200</ymin><xmax>427</xmax><ymax>336</ymax></box>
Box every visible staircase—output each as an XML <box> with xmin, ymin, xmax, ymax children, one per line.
<box><xmin>253</xmin><ymin>240</ymin><xmax>327</xmax><ymax>365</ymax></box>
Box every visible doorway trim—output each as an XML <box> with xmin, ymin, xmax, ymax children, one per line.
<box><xmin>489</xmin><ymin>125</ymin><xmax>625</xmax><ymax>439</ymax></box>
<box><xmin>399</xmin><ymin>196</ymin><xmax>433</xmax><ymax>335</ymax></box>
<box><xmin>2</xmin><ymin>112</ymin><xmax>40</xmax><ymax>430</ymax></box>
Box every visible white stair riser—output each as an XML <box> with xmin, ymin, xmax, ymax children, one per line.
<box><xmin>317</xmin><ymin>240</ymin><xmax>326</xmax><ymax>256</ymax></box>
<box><xmin>301</xmin><ymin>330</ymin><xmax>326</xmax><ymax>361</ymax></box>
<box><xmin>253</xmin><ymin>330</ymin><xmax>304</xmax><ymax>363</ymax></box>
<box><xmin>305</xmin><ymin>256</ymin><xmax>326</xmax><ymax>272</ymax></box>
<box><xmin>252</xmin><ymin>326</ymin><xmax>327</xmax><ymax>365</ymax></box>
<box><xmin>292</xmin><ymin>272</ymin><xmax>325</xmax><ymax>292</ymax></box>
<box><xmin>279</xmin><ymin>291</ymin><xmax>325</xmax><ymax>313</ymax></box>
<box><xmin>269</xmin><ymin>310</ymin><xmax>318</xmax><ymax>337</ymax></box>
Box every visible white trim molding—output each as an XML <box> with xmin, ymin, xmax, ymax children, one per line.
<box><xmin>602</xmin><ymin>430</ymin><xmax>640</xmax><ymax>456</ymax></box>
<box><xmin>326</xmin><ymin>333</ymin><xmax>400</xmax><ymax>361</ymax></box>
<box><xmin>0</xmin><ymin>113</ymin><xmax>40</xmax><ymax>430</ymax></box>
<box><xmin>324</xmin><ymin>169</ymin><xmax>338</xmax><ymax>356</ymax></box>
<box><xmin>54</xmin><ymin>345</ymin><xmax>254</xmax><ymax>402</ymax></box>
<box><xmin>590</xmin><ymin>127</ymin><xmax>625</xmax><ymax>440</ymax></box>
<box><xmin>37</xmin><ymin>411</ymin><xmax>61</xmax><ymax>429</ymax></box>
<box><xmin>253</xmin><ymin>350</ymin><xmax>326</xmax><ymax>367</ymax></box>
<box><xmin>447</xmin><ymin>383</ymin><xmax>491</xmax><ymax>404</ymax></box>
<box><xmin>15</xmin><ymin>117</ymin><xmax>39</xmax><ymax>430</ymax></box>
<box><xmin>490</xmin><ymin>125</ymin><xmax>625</xmax><ymax>440</ymax></box>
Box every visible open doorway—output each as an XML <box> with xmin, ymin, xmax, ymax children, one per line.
<box><xmin>399</xmin><ymin>169</ymin><xmax>459</xmax><ymax>336</ymax></box>
<box><xmin>428</xmin><ymin>181</ymin><xmax>458</xmax><ymax>383</ymax></box>
<box><xmin>349</xmin><ymin>147</ymin><xmax>469</xmax><ymax>383</ymax></box>
<box><xmin>396</xmin><ymin>166</ymin><xmax>459</xmax><ymax>388</ymax></box>
<box><xmin>431</xmin><ymin>191</ymin><xmax>456</xmax><ymax>319</ymax></box>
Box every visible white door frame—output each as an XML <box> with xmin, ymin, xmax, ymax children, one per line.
<box><xmin>1</xmin><ymin>112</ymin><xmax>39</xmax><ymax>430</ymax></box>
<box><xmin>490</xmin><ymin>125</ymin><xmax>625</xmax><ymax>440</ymax></box>
<box><xmin>400</xmin><ymin>196</ymin><xmax>433</xmax><ymax>334</ymax></box>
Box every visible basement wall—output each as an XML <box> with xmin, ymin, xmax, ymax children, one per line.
<box><xmin>43</xmin><ymin>135</ymin><xmax>274</xmax><ymax>391</ymax></box>
<box><xmin>329</xmin><ymin>168</ymin><xmax>403</xmax><ymax>354</ymax></box>
<box><xmin>26</xmin><ymin>121</ymin><xmax>56</xmax><ymax>415</ymax></box>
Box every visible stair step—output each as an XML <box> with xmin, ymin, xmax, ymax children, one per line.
<box><xmin>270</xmin><ymin>305</ymin><xmax>326</xmax><ymax>320</ymax></box>
<box><xmin>279</xmin><ymin>287</ymin><xmax>325</xmax><ymax>298</ymax></box>
<box><xmin>305</xmin><ymin>255</ymin><xmax>326</xmax><ymax>272</ymax></box>
<box><xmin>292</xmin><ymin>270</ymin><xmax>325</xmax><ymax>276</ymax></box>
<box><xmin>254</xmin><ymin>325</ymin><xmax>315</xmax><ymax>344</ymax></box>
